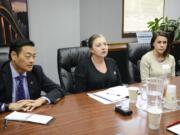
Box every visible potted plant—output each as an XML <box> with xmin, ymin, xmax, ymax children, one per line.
<box><xmin>173</xmin><ymin>17</ymin><xmax>180</xmax><ymax>41</ymax></box>
<box><xmin>147</xmin><ymin>16</ymin><xmax>180</xmax><ymax>43</ymax></box>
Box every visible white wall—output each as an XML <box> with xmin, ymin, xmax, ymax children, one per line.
<box><xmin>28</xmin><ymin>0</ymin><xmax>80</xmax><ymax>83</ymax></box>
<box><xmin>164</xmin><ymin>0</ymin><xmax>180</xmax><ymax>19</ymax></box>
<box><xmin>80</xmin><ymin>0</ymin><xmax>136</xmax><ymax>43</ymax></box>
<box><xmin>80</xmin><ymin>0</ymin><xmax>126</xmax><ymax>43</ymax></box>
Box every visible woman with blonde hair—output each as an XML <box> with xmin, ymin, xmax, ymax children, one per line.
<box><xmin>73</xmin><ymin>34</ymin><xmax>122</xmax><ymax>93</ymax></box>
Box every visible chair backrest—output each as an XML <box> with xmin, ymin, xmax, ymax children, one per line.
<box><xmin>127</xmin><ymin>43</ymin><xmax>151</xmax><ymax>84</ymax></box>
<box><xmin>170</xmin><ymin>42</ymin><xmax>180</xmax><ymax>76</ymax></box>
<box><xmin>57</xmin><ymin>47</ymin><xmax>90</xmax><ymax>94</ymax></box>
<box><xmin>0</xmin><ymin>52</ymin><xmax>8</xmax><ymax>66</ymax></box>
<box><xmin>107</xmin><ymin>45</ymin><xmax>129</xmax><ymax>84</ymax></box>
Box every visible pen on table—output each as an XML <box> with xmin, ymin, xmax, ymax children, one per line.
<box><xmin>106</xmin><ymin>92</ymin><xmax>129</xmax><ymax>99</ymax></box>
<box><xmin>106</xmin><ymin>92</ymin><xmax>121</xmax><ymax>96</ymax></box>
<box><xmin>3</xmin><ymin>119</ymin><xmax>8</xmax><ymax>128</ymax></box>
<box><xmin>118</xmin><ymin>96</ymin><xmax>129</xmax><ymax>102</ymax></box>
<box><xmin>92</xmin><ymin>93</ymin><xmax>129</xmax><ymax>102</ymax></box>
<box><xmin>92</xmin><ymin>93</ymin><xmax>113</xmax><ymax>102</ymax></box>
<box><xmin>125</xmin><ymin>96</ymin><xmax>129</xmax><ymax>99</ymax></box>
<box><xmin>167</xmin><ymin>120</ymin><xmax>180</xmax><ymax>128</ymax></box>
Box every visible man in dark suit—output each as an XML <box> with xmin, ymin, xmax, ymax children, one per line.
<box><xmin>0</xmin><ymin>39</ymin><xmax>65</xmax><ymax>112</ymax></box>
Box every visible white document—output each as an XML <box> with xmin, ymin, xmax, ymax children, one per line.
<box><xmin>88</xmin><ymin>93</ymin><xmax>112</xmax><ymax>104</ymax></box>
<box><xmin>88</xmin><ymin>86</ymin><xmax>129</xmax><ymax>104</ymax></box>
<box><xmin>5</xmin><ymin>111</ymin><xmax>53</xmax><ymax>125</ymax></box>
<box><xmin>167</xmin><ymin>123</ymin><xmax>180</xmax><ymax>135</ymax></box>
<box><xmin>136</xmin><ymin>31</ymin><xmax>152</xmax><ymax>43</ymax></box>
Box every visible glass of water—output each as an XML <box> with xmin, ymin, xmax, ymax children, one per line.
<box><xmin>136</xmin><ymin>83</ymin><xmax>148</xmax><ymax>110</ymax></box>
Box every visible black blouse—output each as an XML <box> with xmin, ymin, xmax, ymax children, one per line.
<box><xmin>72</xmin><ymin>57</ymin><xmax>122</xmax><ymax>93</ymax></box>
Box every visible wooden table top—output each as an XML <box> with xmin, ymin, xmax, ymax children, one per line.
<box><xmin>0</xmin><ymin>77</ymin><xmax>180</xmax><ymax>135</ymax></box>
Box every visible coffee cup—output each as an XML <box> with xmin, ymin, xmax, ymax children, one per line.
<box><xmin>128</xmin><ymin>87</ymin><xmax>139</xmax><ymax>103</ymax></box>
<box><xmin>148</xmin><ymin>106</ymin><xmax>162</xmax><ymax>130</ymax></box>
<box><xmin>164</xmin><ymin>85</ymin><xmax>177</xmax><ymax>110</ymax></box>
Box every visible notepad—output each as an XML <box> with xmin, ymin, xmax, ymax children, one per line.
<box><xmin>167</xmin><ymin>122</ymin><xmax>180</xmax><ymax>135</ymax></box>
<box><xmin>5</xmin><ymin>111</ymin><xmax>53</xmax><ymax>125</ymax></box>
<box><xmin>88</xmin><ymin>86</ymin><xmax>129</xmax><ymax>104</ymax></box>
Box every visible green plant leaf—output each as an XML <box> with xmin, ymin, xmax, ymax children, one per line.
<box><xmin>147</xmin><ymin>16</ymin><xmax>180</xmax><ymax>41</ymax></box>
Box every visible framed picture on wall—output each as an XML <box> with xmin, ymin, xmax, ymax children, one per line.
<box><xmin>0</xmin><ymin>0</ymin><xmax>29</xmax><ymax>47</ymax></box>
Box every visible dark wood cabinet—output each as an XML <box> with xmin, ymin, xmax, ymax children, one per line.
<box><xmin>108</xmin><ymin>44</ymin><xmax>129</xmax><ymax>83</ymax></box>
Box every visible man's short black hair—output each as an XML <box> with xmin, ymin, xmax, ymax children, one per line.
<box><xmin>9</xmin><ymin>39</ymin><xmax>35</xmax><ymax>60</ymax></box>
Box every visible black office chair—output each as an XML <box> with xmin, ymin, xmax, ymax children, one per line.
<box><xmin>170</xmin><ymin>42</ymin><xmax>180</xmax><ymax>76</ymax></box>
<box><xmin>0</xmin><ymin>52</ymin><xmax>9</xmax><ymax>66</ymax></box>
<box><xmin>57</xmin><ymin>47</ymin><xmax>90</xmax><ymax>94</ymax></box>
<box><xmin>127</xmin><ymin>43</ymin><xmax>151</xmax><ymax>84</ymax></box>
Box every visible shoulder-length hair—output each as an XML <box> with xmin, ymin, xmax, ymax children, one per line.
<box><xmin>150</xmin><ymin>31</ymin><xmax>170</xmax><ymax>57</ymax></box>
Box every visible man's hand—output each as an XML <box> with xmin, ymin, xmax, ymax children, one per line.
<box><xmin>22</xmin><ymin>97</ymin><xmax>47</xmax><ymax>112</ymax></box>
<box><xmin>8</xmin><ymin>100</ymin><xmax>33</xmax><ymax>111</ymax></box>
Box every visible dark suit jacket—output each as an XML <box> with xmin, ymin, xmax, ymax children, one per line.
<box><xmin>0</xmin><ymin>61</ymin><xmax>65</xmax><ymax>112</ymax></box>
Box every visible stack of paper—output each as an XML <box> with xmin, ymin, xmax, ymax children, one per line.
<box><xmin>88</xmin><ymin>86</ymin><xmax>129</xmax><ymax>104</ymax></box>
<box><xmin>167</xmin><ymin>122</ymin><xmax>180</xmax><ymax>134</ymax></box>
<box><xmin>5</xmin><ymin>111</ymin><xmax>53</xmax><ymax>125</ymax></box>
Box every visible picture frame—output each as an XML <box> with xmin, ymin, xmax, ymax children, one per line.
<box><xmin>0</xmin><ymin>0</ymin><xmax>29</xmax><ymax>47</ymax></box>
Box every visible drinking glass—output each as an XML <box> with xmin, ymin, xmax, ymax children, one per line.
<box><xmin>136</xmin><ymin>84</ymin><xmax>147</xmax><ymax>110</ymax></box>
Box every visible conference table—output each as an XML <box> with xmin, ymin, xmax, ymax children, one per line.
<box><xmin>0</xmin><ymin>77</ymin><xmax>180</xmax><ymax>135</ymax></box>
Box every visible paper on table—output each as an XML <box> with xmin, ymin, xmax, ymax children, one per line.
<box><xmin>87</xmin><ymin>93</ymin><xmax>111</xmax><ymax>104</ymax></box>
<box><xmin>5</xmin><ymin>111</ymin><xmax>53</xmax><ymax>125</ymax></box>
<box><xmin>167</xmin><ymin>123</ymin><xmax>180</xmax><ymax>134</ymax></box>
<box><xmin>88</xmin><ymin>86</ymin><xmax>129</xmax><ymax>104</ymax></box>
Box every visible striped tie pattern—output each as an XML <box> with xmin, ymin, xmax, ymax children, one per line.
<box><xmin>15</xmin><ymin>75</ymin><xmax>25</xmax><ymax>101</ymax></box>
